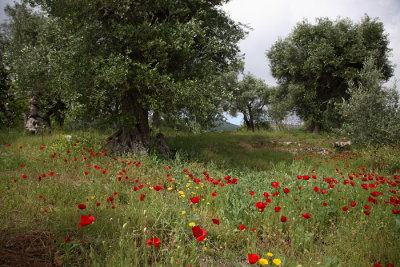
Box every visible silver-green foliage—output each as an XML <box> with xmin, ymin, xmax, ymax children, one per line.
<box><xmin>338</xmin><ymin>57</ymin><xmax>400</xmax><ymax>148</ymax></box>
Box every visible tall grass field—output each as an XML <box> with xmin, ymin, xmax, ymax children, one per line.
<box><xmin>0</xmin><ymin>130</ymin><xmax>399</xmax><ymax>266</ymax></box>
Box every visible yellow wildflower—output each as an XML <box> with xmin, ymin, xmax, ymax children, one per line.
<box><xmin>266</xmin><ymin>252</ymin><xmax>274</xmax><ymax>257</ymax></box>
<box><xmin>181</xmin><ymin>211</ymin><xmax>186</xmax><ymax>215</ymax></box>
<box><xmin>259</xmin><ymin>258</ymin><xmax>269</xmax><ymax>265</ymax></box>
<box><xmin>167</xmin><ymin>187</ymin><xmax>173</xmax><ymax>190</ymax></box>
<box><xmin>90</xmin><ymin>196</ymin><xmax>95</xmax><ymax>200</ymax></box>
<box><xmin>273</xmin><ymin>258</ymin><xmax>282</xmax><ymax>265</ymax></box>
<box><xmin>188</xmin><ymin>222</ymin><xmax>196</xmax><ymax>227</ymax></box>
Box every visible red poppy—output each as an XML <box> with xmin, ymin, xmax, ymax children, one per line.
<box><xmin>19</xmin><ymin>164</ymin><xmax>25</xmax><ymax>167</ymax></box>
<box><xmin>249</xmin><ymin>191</ymin><xmax>255</xmax><ymax>196</ymax></box>
<box><xmin>368</xmin><ymin>196</ymin><xmax>378</xmax><ymax>204</ymax></box>
<box><xmin>192</xmin><ymin>226</ymin><xmax>207</xmax><ymax>241</ymax></box>
<box><xmin>211</xmin><ymin>192</ymin><xmax>217</xmax><ymax>197</ymax></box>
<box><xmin>84</xmin><ymin>171</ymin><xmax>89</xmax><ymax>175</ymax></box>
<box><xmin>271</xmin><ymin>182</ymin><xmax>280</xmax><ymax>188</ymax></box>
<box><xmin>370</xmin><ymin>191</ymin><xmax>382</xmax><ymax>197</ymax></box>
<box><xmin>190</xmin><ymin>197</ymin><xmax>200</xmax><ymax>203</ymax></box>
<box><xmin>342</xmin><ymin>207</ymin><xmax>349</xmax><ymax>211</ymax></box>
<box><xmin>212</xmin><ymin>219</ymin><xmax>220</xmax><ymax>225</ymax></box>
<box><xmin>392</xmin><ymin>209</ymin><xmax>399</xmax><ymax>214</ymax></box>
<box><xmin>323</xmin><ymin>202</ymin><xmax>328</xmax><ymax>206</ymax></box>
<box><xmin>350</xmin><ymin>201</ymin><xmax>357</xmax><ymax>207</ymax></box>
<box><xmin>78</xmin><ymin>204</ymin><xmax>87</xmax><ymax>210</ymax></box>
<box><xmin>239</xmin><ymin>224</ymin><xmax>246</xmax><ymax>230</ymax></box>
<box><xmin>281</xmin><ymin>216</ymin><xmax>287</xmax><ymax>222</ymax></box>
<box><xmin>146</xmin><ymin>237</ymin><xmax>161</xmax><ymax>247</ymax></box>
<box><xmin>78</xmin><ymin>214</ymin><xmax>95</xmax><ymax>226</ymax></box>
<box><xmin>363</xmin><ymin>211</ymin><xmax>371</xmax><ymax>215</ymax></box>
<box><xmin>274</xmin><ymin>206</ymin><xmax>281</xmax><ymax>212</ymax></box>
<box><xmin>255</xmin><ymin>202</ymin><xmax>267</xmax><ymax>212</ymax></box>
<box><xmin>140</xmin><ymin>194</ymin><xmax>146</xmax><ymax>201</ymax></box>
<box><xmin>283</xmin><ymin>188</ymin><xmax>290</xmax><ymax>193</ymax></box>
<box><xmin>248</xmin><ymin>254</ymin><xmax>260</xmax><ymax>264</ymax></box>
<box><xmin>302</xmin><ymin>213</ymin><xmax>312</xmax><ymax>219</ymax></box>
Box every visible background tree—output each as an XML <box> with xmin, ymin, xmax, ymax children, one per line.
<box><xmin>227</xmin><ymin>73</ymin><xmax>271</xmax><ymax>131</ymax></box>
<box><xmin>338</xmin><ymin>57</ymin><xmax>400</xmax><ymax>150</ymax></box>
<box><xmin>267</xmin><ymin>85</ymin><xmax>291</xmax><ymax>129</ymax></box>
<box><xmin>19</xmin><ymin>0</ymin><xmax>246</xmax><ymax>154</ymax></box>
<box><xmin>3</xmin><ymin>4</ymin><xmax>68</xmax><ymax>133</ymax></box>
<box><xmin>267</xmin><ymin>16</ymin><xmax>394</xmax><ymax>133</ymax></box>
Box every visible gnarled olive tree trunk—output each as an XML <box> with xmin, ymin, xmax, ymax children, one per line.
<box><xmin>24</xmin><ymin>93</ymin><xmax>47</xmax><ymax>134</ymax></box>
<box><xmin>107</xmin><ymin>89</ymin><xmax>150</xmax><ymax>155</ymax></box>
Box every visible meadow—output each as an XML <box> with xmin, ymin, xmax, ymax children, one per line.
<box><xmin>0</xmin><ymin>129</ymin><xmax>399</xmax><ymax>267</ymax></box>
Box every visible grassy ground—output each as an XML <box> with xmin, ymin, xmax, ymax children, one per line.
<box><xmin>0</xmin><ymin>129</ymin><xmax>399</xmax><ymax>266</ymax></box>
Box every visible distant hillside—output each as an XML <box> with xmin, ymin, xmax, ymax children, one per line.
<box><xmin>208</xmin><ymin>121</ymin><xmax>240</xmax><ymax>132</ymax></box>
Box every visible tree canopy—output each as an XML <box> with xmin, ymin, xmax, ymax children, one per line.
<box><xmin>4</xmin><ymin>0</ymin><xmax>246</xmax><ymax>153</ymax></box>
<box><xmin>267</xmin><ymin>16</ymin><xmax>394</xmax><ymax>132</ymax></box>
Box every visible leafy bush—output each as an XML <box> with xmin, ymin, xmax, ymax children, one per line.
<box><xmin>337</xmin><ymin>57</ymin><xmax>400</xmax><ymax>149</ymax></box>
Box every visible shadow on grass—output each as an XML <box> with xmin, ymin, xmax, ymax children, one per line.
<box><xmin>166</xmin><ymin>132</ymin><xmax>294</xmax><ymax>171</ymax></box>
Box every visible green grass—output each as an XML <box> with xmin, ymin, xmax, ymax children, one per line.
<box><xmin>0</xmin><ymin>129</ymin><xmax>399</xmax><ymax>266</ymax></box>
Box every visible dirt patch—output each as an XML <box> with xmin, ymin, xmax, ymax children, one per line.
<box><xmin>0</xmin><ymin>230</ymin><xmax>55</xmax><ymax>267</ymax></box>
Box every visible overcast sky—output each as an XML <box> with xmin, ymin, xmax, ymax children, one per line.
<box><xmin>1</xmin><ymin>0</ymin><xmax>399</xmax><ymax>125</ymax></box>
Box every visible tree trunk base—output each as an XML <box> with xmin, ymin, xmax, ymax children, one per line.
<box><xmin>24</xmin><ymin>116</ymin><xmax>47</xmax><ymax>134</ymax></box>
<box><xmin>106</xmin><ymin>127</ymin><xmax>149</xmax><ymax>156</ymax></box>
<box><xmin>154</xmin><ymin>133</ymin><xmax>171</xmax><ymax>158</ymax></box>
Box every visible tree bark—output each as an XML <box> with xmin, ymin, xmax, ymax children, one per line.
<box><xmin>152</xmin><ymin>111</ymin><xmax>161</xmax><ymax>128</ymax></box>
<box><xmin>106</xmin><ymin>89</ymin><xmax>150</xmax><ymax>155</ymax></box>
<box><xmin>311</xmin><ymin>121</ymin><xmax>321</xmax><ymax>134</ymax></box>
<box><xmin>247</xmin><ymin>105</ymin><xmax>255</xmax><ymax>132</ymax></box>
<box><xmin>24</xmin><ymin>93</ymin><xmax>47</xmax><ymax>134</ymax></box>
<box><xmin>243</xmin><ymin>113</ymin><xmax>251</xmax><ymax>131</ymax></box>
